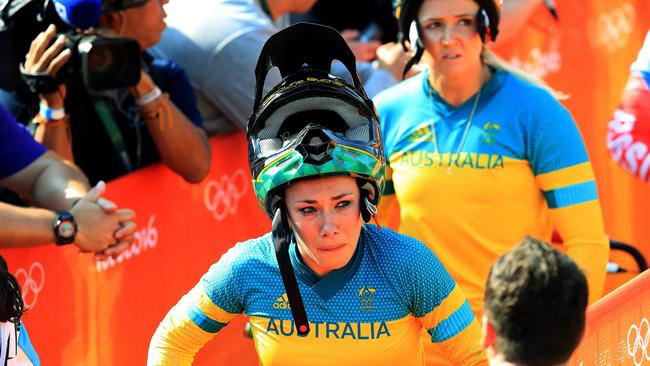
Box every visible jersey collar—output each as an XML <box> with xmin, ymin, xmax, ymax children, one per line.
<box><xmin>289</xmin><ymin>229</ymin><xmax>365</xmax><ymax>301</ymax></box>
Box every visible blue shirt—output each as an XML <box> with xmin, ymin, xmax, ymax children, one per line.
<box><xmin>0</xmin><ymin>104</ymin><xmax>46</xmax><ymax>179</ymax></box>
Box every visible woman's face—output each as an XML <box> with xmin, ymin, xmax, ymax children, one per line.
<box><xmin>417</xmin><ymin>0</ymin><xmax>483</xmax><ymax>78</ymax></box>
<box><xmin>121</xmin><ymin>0</ymin><xmax>169</xmax><ymax>49</ymax></box>
<box><xmin>285</xmin><ymin>175</ymin><xmax>362</xmax><ymax>277</ymax></box>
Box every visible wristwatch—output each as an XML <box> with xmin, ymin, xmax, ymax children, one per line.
<box><xmin>54</xmin><ymin>211</ymin><xmax>77</xmax><ymax>245</ymax></box>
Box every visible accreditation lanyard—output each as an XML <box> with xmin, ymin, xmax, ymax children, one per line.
<box><xmin>92</xmin><ymin>97</ymin><xmax>133</xmax><ymax>173</ymax></box>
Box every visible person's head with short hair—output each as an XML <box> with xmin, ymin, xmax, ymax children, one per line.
<box><xmin>99</xmin><ymin>0</ymin><xmax>171</xmax><ymax>49</ymax></box>
<box><xmin>482</xmin><ymin>236</ymin><xmax>588</xmax><ymax>366</ymax></box>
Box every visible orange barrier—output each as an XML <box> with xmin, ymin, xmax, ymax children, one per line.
<box><xmin>492</xmin><ymin>0</ymin><xmax>650</xmax><ymax>295</ymax></box>
<box><xmin>571</xmin><ymin>269</ymin><xmax>650</xmax><ymax>365</ymax></box>
<box><xmin>1</xmin><ymin>133</ymin><xmax>263</xmax><ymax>365</ymax></box>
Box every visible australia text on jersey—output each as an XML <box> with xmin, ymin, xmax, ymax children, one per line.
<box><xmin>390</xmin><ymin>151</ymin><xmax>505</xmax><ymax>169</ymax></box>
<box><xmin>265</xmin><ymin>318</ymin><xmax>391</xmax><ymax>339</ymax></box>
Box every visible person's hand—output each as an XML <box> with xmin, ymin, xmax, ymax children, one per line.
<box><xmin>69</xmin><ymin>181</ymin><xmax>136</xmax><ymax>256</ymax></box>
<box><xmin>375</xmin><ymin>42</ymin><xmax>414</xmax><ymax>80</ymax></box>
<box><xmin>23</xmin><ymin>24</ymin><xmax>70</xmax><ymax>108</ymax></box>
<box><xmin>92</xmin><ymin>216</ymin><xmax>136</xmax><ymax>261</ymax></box>
<box><xmin>92</xmin><ymin>196</ymin><xmax>137</xmax><ymax>261</ymax></box>
<box><xmin>341</xmin><ymin>29</ymin><xmax>381</xmax><ymax>62</ymax></box>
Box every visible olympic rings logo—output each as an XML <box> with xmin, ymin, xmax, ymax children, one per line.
<box><xmin>204</xmin><ymin>169</ymin><xmax>249</xmax><ymax>222</ymax></box>
<box><xmin>627</xmin><ymin>318</ymin><xmax>650</xmax><ymax>366</ymax></box>
<box><xmin>14</xmin><ymin>262</ymin><xmax>45</xmax><ymax>310</ymax></box>
<box><xmin>590</xmin><ymin>3</ymin><xmax>635</xmax><ymax>53</ymax></box>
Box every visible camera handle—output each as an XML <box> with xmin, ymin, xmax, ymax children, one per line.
<box><xmin>19</xmin><ymin>63</ymin><xmax>62</xmax><ymax>94</ymax></box>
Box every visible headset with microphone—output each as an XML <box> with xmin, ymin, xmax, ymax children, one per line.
<box><xmin>395</xmin><ymin>0</ymin><xmax>501</xmax><ymax>78</ymax></box>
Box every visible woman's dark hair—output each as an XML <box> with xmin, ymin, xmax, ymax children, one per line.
<box><xmin>0</xmin><ymin>255</ymin><xmax>23</xmax><ymax>323</ymax></box>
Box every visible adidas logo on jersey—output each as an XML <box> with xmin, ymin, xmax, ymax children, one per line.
<box><xmin>272</xmin><ymin>293</ymin><xmax>291</xmax><ymax>309</ymax></box>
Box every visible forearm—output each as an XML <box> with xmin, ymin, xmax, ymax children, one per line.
<box><xmin>148</xmin><ymin>304</ymin><xmax>216</xmax><ymax>365</ymax></box>
<box><xmin>30</xmin><ymin>153</ymin><xmax>89</xmax><ymax>210</ymax></box>
<box><xmin>144</xmin><ymin>100</ymin><xmax>211</xmax><ymax>183</ymax></box>
<box><xmin>0</xmin><ymin>203</ymin><xmax>56</xmax><ymax>248</ymax></box>
<box><xmin>130</xmin><ymin>72</ymin><xmax>211</xmax><ymax>183</ymax></box>
<box><xmin>33</xmin><ymin>119</ymin><xmax>74</xmax><ymax>161</ymax></box>
<box><xmin>551</xmin><ymin>201</ymin><xmax>609</xmax><ymax>304</ymax></box>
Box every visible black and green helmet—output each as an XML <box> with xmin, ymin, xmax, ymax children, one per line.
<box><xmin>247</xmin><ymin>22</ymin><xmax>386</xmax><ymax>221</ymax></box>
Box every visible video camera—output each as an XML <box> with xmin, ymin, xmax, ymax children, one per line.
<box><xmin>0</xmin><ymin>0</ymin><xmax>146</xmax><ymax>92</ymax></box>
<box><xmin>48</xmin><ymin>0</ymin><xmax>148</xmax><ymax>91</ymax></box>
<box><xmin>55</xmin><ymin>31</ymin><xmax>141</xmax><ymax>91</ymax></box>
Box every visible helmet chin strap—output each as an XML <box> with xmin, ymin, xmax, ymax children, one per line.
<box><xmin>272</xmin><ymin>205</ymin><xmax>310</xmax><ymax>336</ymax></box>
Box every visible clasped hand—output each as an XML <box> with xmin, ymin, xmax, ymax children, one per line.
<box><xmin>70</xmin><ymin>181</ymin><xmax>137</xmax><ymax>261</ymax></box>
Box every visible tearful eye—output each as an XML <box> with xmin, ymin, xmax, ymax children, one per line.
<box><xmin>299</xmin><ymin>207</ymin><xmax>316</xmax><ymax>216</ymax></box>
<box><xmin>336</xmin><ymin>200</ymin><xmax>351</xmax><ymax>209</ymax></box>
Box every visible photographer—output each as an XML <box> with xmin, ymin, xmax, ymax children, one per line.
<box><xmin>9</xmin><ymin>0</ymin><xmax>210</xmax><ymax>185</ymax></box>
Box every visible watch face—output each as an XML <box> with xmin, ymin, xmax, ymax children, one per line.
<box><xmin>58</xmin><ymin>220</ymin><xmax>76</xmax><ymax>238</ymax></box>
<box><xmin>54</xmin><ymin>211</ymin><xmax>77</xmax><ymax>245</ymax></box>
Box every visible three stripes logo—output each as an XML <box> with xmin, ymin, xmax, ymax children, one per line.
<box><xmin>272</xmin><ymin>293</ymin><xmax>291</xmax><ymax>309</ymax></box>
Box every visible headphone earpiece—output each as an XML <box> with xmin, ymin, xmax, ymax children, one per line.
<box><xmin>481</xmin><ymin>9</ymin><xmax>490</xmax><ymax>29</ymax></box>
<box><xmin>476</xmin><ymin>8</ymin><xmax>492</xmax><ymax>43</ymax></box>
<box><xmin>408</xmin><ymin>20</ymin><xmax>422</xmax><ymax>49</ymax></box>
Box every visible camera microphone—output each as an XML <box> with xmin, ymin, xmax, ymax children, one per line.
<box><xmin>53</xmin><ymin>0</ymin><xmax>102</xmax><ymax>30</ymax></box>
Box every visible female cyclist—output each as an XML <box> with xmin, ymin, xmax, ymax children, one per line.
<box><xmin>148</xmin><ymin>23</ymin><xmax>486</xmax><ymax>366</ymax></box>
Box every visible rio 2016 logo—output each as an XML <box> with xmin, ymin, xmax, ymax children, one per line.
<box><xmin>204</xmin><ymin>169</ymin><xmax>248</xmax><ymax>222</ymax></box>
<box><xmin>627</xmin><ymin>318</ymin><xmax>650</xmax><ymax>366</ymax></box>
<box><xmin>96</xmin><ymin>215</ymin><xmax>159</xmax><ymax>271</ymax></box>
<box><xmin>15</xmin><ymin>262</ymin><xmax>45</xmax><ymax>309</ymax></box>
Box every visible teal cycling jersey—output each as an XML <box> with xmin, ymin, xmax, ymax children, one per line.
<box><xmin>148</xmin><ymin>225</ymin><xmax>486</xmax><ymax>365</ymax></box>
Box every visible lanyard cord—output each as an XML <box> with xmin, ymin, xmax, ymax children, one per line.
<box><xmin>428</xmin><ymin>84</ymin><xmax>482</xmax><ymax>173</ymax></box>
<box><xmin>92</xmin><ymin>97</ymin><xmax>133</xmax><ymax>173</ymax></box>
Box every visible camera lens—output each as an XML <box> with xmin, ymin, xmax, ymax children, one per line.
<box><xmin>88</xmin><ymin>43</ymin><xmax>125</xmax><ymax>78</ymax></box>
<box><xmin>79</xmin><ymin>36</ymin><xmax>141</xmax><ymax>90</ymax></box>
